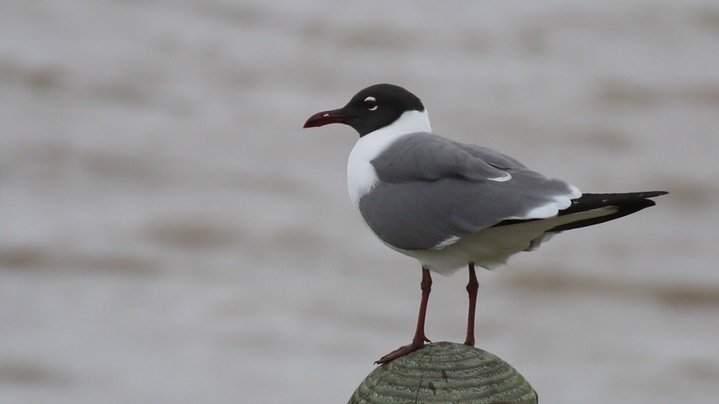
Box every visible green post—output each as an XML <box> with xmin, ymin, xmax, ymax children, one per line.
<box><xmin>348</xmin><ymin>341</ymin><xmax>537</xmax><ymax>403</ymax></box>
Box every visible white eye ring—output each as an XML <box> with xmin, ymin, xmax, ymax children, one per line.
<box><xmin>363</xmin><ymin>96</ymin><xmax>378</xmax><ymax>111</ymax></box>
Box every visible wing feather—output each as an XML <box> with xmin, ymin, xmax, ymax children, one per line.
<box><xmin>360</xmin><ymin>133</ymin><xmax>580</xmax><ymax>250</ymax></box>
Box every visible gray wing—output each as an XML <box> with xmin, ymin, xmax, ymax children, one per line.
<box><xmin>371</xmin><ymin>134</ymin><xmax>515</xmax><ymax>182</ymax></box>
<box><xmin>360</xmin><ymin>133</ymin><xmax>580</xmax><ymax>250</ymax></box>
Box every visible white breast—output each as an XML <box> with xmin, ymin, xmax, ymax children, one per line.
<box><xmin>346</xmin><ymin>109</ymin><xmax>432</xmax><ymax>208</ymax></box>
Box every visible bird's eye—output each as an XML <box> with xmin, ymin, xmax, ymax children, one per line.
<box><xmin>363</xmin><ymin>96</ymin><xmax>378</xmax><ymax>111</ymax></box>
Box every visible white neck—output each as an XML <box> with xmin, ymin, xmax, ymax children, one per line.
<box><xmin>369</xmin><ymin>109</ymin><xmax>432</xmax><ymax>138</ymax></box>
<box><xmin>346</xmin><ymin>109</ymin><xmax>432</xmax><ymax>208</ymax></box>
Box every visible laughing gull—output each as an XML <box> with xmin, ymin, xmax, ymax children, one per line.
<box><xmin>303</xmin><ymin>83</ymin><xmax>667</xmax><ymax>364</ymax></box>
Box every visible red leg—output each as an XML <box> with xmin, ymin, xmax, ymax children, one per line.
<box><xmin>464</xmin><ymin>263</ymin><xmax>478</xmax><ymax>346</ymax></box>
<box><xmin>375</xmin><ymin>267</ymin><xmax>432</xmax><ymax>364</ymax></box>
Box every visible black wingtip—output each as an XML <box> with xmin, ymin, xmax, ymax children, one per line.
<box><xmin>546</xmin><ymin>191</ymin><xmax>667</xmax><ymax>232</ymax></box>
<box><xmin>560</xmin><ymin>191</ymin><xmax>667</xmax><ymax>215</ymax></box>
<box><xmin>493</xmin><ymin>190</ymin><xmax>668</xmax><ymax>231</ymax></box>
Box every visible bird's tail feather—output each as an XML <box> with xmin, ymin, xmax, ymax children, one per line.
<box><xmin>493</xmin><ymin>191</ymin><xmax>667</xmax><ymax>232</ymax></box>
<box><xmin>547</xmin><ymin>191</ymin><xmax>667</xmax><ymax>232</ymax></box>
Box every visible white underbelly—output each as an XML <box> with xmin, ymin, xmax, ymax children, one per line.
<box><xmin>392</xmin><ymin>207</ymin><xmax>618</xmax><ymax>275</ymax></box>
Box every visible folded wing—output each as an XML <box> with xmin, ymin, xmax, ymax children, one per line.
<box><xmin>360</xmin><ymin>133</ymin><xmax>581</xmax><ymax>250</ymax></box>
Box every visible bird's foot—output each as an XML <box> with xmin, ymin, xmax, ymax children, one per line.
<box><xmin>375</xmin><ymin>337</ymin><xmax>430</xmax><ymax>364</ymax></box>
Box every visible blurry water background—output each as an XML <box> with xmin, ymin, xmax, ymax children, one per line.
<box><xmin>2</xmin><ymin>1</ymin><xmax>719</xmax><ymax>403</ymax></box>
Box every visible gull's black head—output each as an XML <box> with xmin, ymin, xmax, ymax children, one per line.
<box><xmin>303</xmin><ymin>84</ymin><xmax>425</xmax><ymax>137</ymax></box>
